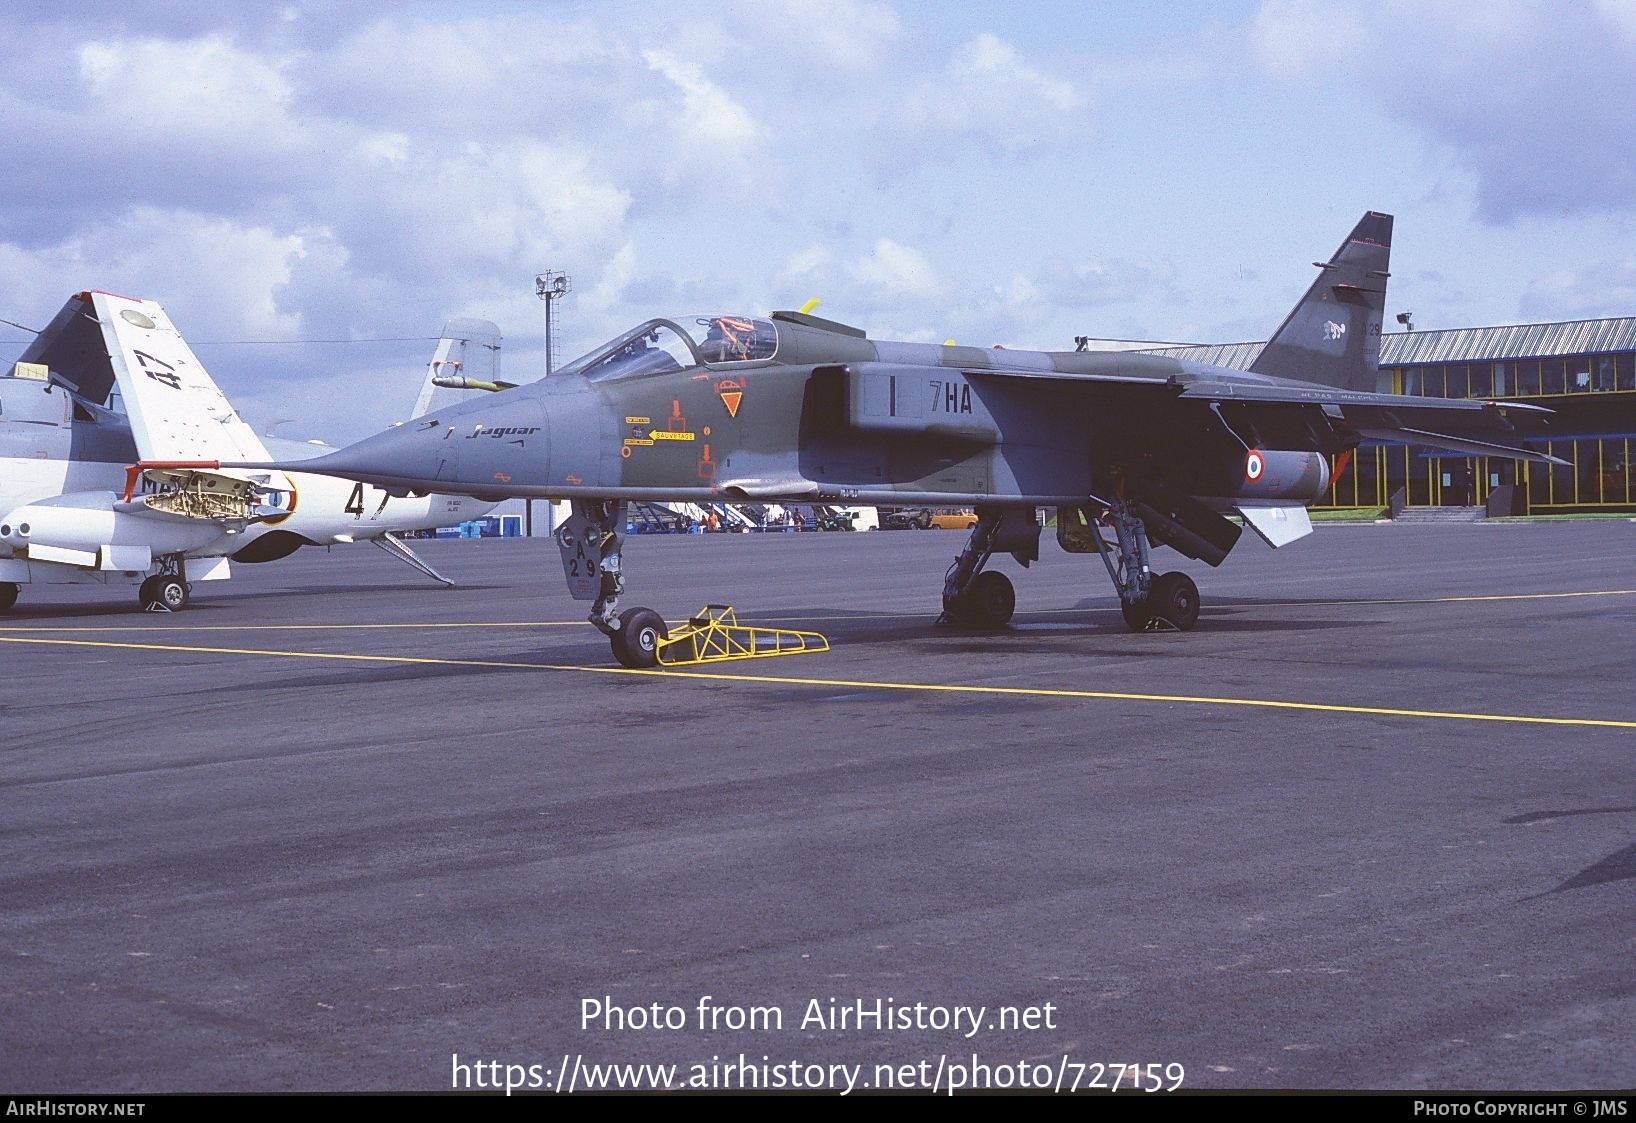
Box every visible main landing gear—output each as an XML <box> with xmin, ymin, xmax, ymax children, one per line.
<box><xmin>1062</xmin><ymin>498</ymin><xmax>1199</xmax><ymax>632</ymax></box>
<box><xmin>138</xmin><ymin>558</ymin><xmax>191</xmax><ymax>612</ymax></box>
<box><xmin>557</xmin><ymin>499</ymin><xmax>670</xmax><ymax>668</ymax></box>
<box><xmin>939</xmin><ymin>506</ymin><xmax>1039</xmax><ymax>630</ymax></box>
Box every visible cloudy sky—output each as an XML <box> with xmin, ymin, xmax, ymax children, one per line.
<box><xmin>3</xmin><ymin>0</ymin><xmax>1634</xmax><ymax>444</ymax></box>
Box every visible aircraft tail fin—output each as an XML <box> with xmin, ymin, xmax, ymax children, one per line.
<box><xmin>90</xmin><ymin>291</ymin><xmax>274</xmax><ymax>463</ymax></box>
<box><xmin>407</xmin><ymin>317</ymin><xmax>502</xmax><ymax>420</ymax></box>
<box><xmin>1249</xmin><ymin>211</ymin><xmax>1392</xmax><ymax>393</ymax></box>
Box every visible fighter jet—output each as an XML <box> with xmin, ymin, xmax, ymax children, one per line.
<box><xmin>0</xmin><ymin>291</ymin><xmax>497</xmax><ymax>612</ymax></box>
<box><xmin>215</xmin><ymin>212</ymin><xmax>1558</xmax><ymax>665</ymax></box>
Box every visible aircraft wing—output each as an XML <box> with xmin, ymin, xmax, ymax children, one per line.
<box><xmin>89</xmin><ymin>291</ymin><xmax>273</xmax><ymax>463</ymax></box>
<box><xmin>961</xmin><ymin>363</ymin><xmax>1563</xmax><ymax>465</ymax></box>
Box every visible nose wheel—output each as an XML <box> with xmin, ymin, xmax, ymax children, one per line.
<box><xmin>611</xmin><ymin>607</ymin><xmax>668</xmax><ymax>669</ymax></box>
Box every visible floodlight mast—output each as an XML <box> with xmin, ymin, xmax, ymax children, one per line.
<box><xmin>536</xmin><ymin>271</ymin><xmax>571</xmax><ymax>376</ymax></box>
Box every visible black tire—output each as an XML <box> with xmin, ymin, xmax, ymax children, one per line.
<box><xmin>0</xmin><ymin>582</ymin><xmax>18</xmax><ymax>613</ymax></box>
<box><xmin>611</xmin><ymin>607</ymin><xmax>668</xmax><ymax>668</ymax></box>
<box><xmin>140</xmin><ymin>576</ymin><xmax>189</xmax><ymax>612</ymax></box>
<box><xmin>968</xmin><ymin>570</ymin><xmax>1015</xmax><ymax>628</ymax></box>
<box><xmin>943</xmin><ymin>570</ymin><xmax>1015</xmax><ymax>630</ymax></box>
<box><xmin>1149</xmin><ymin>571</ymin><xmax>1200</xmax><ymax>631</ymax></box>
<box><xmin>1120</xmin><ymin>597</ymin><xmax>1151</xmax><ymax>632</ymax></box>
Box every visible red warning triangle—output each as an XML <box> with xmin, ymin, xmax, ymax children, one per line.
<box><xmin>720</xmin><ymin>390</ymin><xmax>742</xmax><ymax>418</ymax></box>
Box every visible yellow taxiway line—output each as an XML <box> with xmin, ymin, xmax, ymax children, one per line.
<box><xmin>2</xmin><ymin>587</ymin><xmax>1629</xmax><ymax>635</ymax></box>
<box><xmin>2</xmin><ymin>632</ymin><xmax>1633</xmax><ymax>731</ymax></box>
<box><xmin>0</xmin><ymin>621</ymin><xmax>588</xmax><ymax>632</ymax></box>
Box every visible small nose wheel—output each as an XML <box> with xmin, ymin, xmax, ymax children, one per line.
<box><xmin>610</xmin><ymin>607</ymin><xmax>668</xmax><ymax>668</ymax></box>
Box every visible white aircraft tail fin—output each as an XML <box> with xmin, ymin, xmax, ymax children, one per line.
<box><xmin>407</xmin><ymin>317</ymin><xmax>503</xmax><ymax>421</ymax></box>
<box><xmin>90</xmin><ymin>291</ymin><xmax>273</xmax><ymax>464</ymax></box>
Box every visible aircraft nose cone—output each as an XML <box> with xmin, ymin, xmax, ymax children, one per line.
<box><xmin>297</xmin><ymin>421</ymin><xmax>454</xmax><ymax>490</ymax></box>
<box><xmin>304</xmin><ymin>396</ymin><xmax>548</xmax><ymax>494</ymax></box>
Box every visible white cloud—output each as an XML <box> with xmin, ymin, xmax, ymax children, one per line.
<box><xmin>900</xmin><ymin>32</ymin><xmax>1085</xmax><ymax>155</ymax></box>
<box><xmin>743</xmin><ymin>0</ymin><xmax>904</xmax><ymax>69</ymax></box>
<box><xmin>581</xmin><ymin>242</ymin><xmax>639</xmax><ymax>316</ymax></box>
<box><xmin>0</xmin><ymin>208</ymin><xmax>307</xmax><ymax>340</ymax></box>
<box><xmin>641</xmin><ymin>48</ymin><xmax>763</xmax><ymax>150</ymax></box>
<box><xmin>305</xmin><ymin>15</ymin><xmax>626</xmax><ymax>136</ymax></box>
<box><xmin>1518</xmin><ymin>259</ymin><xmax>1636</xmax><ymax>321</ymax></box>
<box><xmin>1595</xmin><ymin>0</ymin><xmax>1636</xmax><ymax>40</ymax></box>
<box><xmin>776</xmin><ymin>246</ymin><xmax>835</xmax><ymax>290</ymax></box>
<box><xmin>1248</xmin><ymin>0</ymin><xmax>1369</xmax><ymax>78</ymax></box>
<box><xmin>847</xmin><ymin>238</ymin><xmax>942</xmax><ymax>301</ymax></box>
<box><xmin>78</xmin><ymin>34</ymin><xmax>293</xmax><ymax>133</ymax></box>
<box><xmin>1251</xmin><ymin>0</ymin><xmax>1636</xmax><ymax>221</ymax></box>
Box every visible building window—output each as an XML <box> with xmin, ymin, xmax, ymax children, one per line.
<box><xmin>1541</xmin><ymin>358</ymin><xmax>1567</xmax><ymax>396</ymax></box>
<box><xmin>1467</xmin><ymin>363</ymin><xmax>1493</xmax><ymax>399</ymax></box>
<box><xmin>1453</xmin><ymin>365</ymin><xmax>1470</xmax><ymax>397</ymax></box>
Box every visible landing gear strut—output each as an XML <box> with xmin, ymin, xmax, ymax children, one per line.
<box><xmin>1077</xmin><ymin>498</ymin><xmax>1200</xmax><ymax>632</ymax></box>
<box><xmin>557</xmin><ymin>499</ymin><xmax>669</xmax><ymax>668</ymax></box>
<box><xmin>939</xmin><ymin>506</ymin><xmax>1036</xmax><ymax>630</ymax></box>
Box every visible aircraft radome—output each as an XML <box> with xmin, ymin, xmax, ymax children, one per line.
<box><xmin>215</xmin><ymin>213</ymin><xmax>1560</xmax><ymax>666</ymax></box>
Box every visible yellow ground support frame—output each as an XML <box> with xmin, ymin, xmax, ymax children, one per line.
<box><xmin>655</xmin><ymin>605</ymin><xmax>829</xmax><ymax>666</ymax></box>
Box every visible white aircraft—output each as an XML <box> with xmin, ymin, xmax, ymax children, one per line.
<box><xmin>0</xmin><ymin>290</ymin><xmax>498</xmax><ymax>612</ymax></box>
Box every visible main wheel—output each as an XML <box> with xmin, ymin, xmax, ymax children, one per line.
<box><xmin>155</xmin><ymin>577</ymin><xmax>190</xmax><ymax>612</ymax></box>
<box><xmin>140</xmin><ymin>576</ymin><xmax>190</xmax><ymax>612</ymax></box>
<box><xmin>611</xmin><ymin>607</ymin><xmax>668</xmax><ymax>668</ymax></box>
<box><xmin>966</xmin><ymin>570</ymin><xmax>1015</xmax><ymax>629</ymax></box>
<box><xmin>1120</xmin><ymin>597</ymin><xmax>1151</xmax><ymax>632</ymax></box>
<box><xmin>0</xmin><ymin>582</ymin><xmax>18</xmax><ymax>613</ymax></box>
<box><xmin>1149</xmin><ymin>571</ymin><xmax>1200</xmax><ymax>631</ymax></box>
<box><xmin>943</xmin><ymin>570</ymin><xmax>1015</xmax><ymax>630</ymax></box>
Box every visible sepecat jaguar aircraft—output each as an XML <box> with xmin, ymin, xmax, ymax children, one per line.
<box><xmin>208</xmin><ymin>212</ymin><xmax>1557</xmax><ymax>664</ymax></box>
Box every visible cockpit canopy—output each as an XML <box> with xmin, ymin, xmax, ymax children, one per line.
<box><xmin>562</xmin><ymin>315</ymin><xmax>779</xmax><ymax>383</ymax></box>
